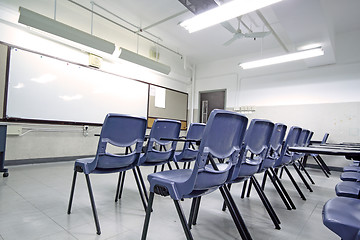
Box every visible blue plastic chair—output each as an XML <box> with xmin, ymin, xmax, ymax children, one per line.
<box><xmin>291</xmin><ymin>129</ymin><xmax>315</xmax><ymax>189</ymax></box>
<box><xmin>141</xmin><ymin>109</ymin><xmax>251</xmax><ymax>240</ymax></box>
<box><xmin>323</xmin><ymin>197</ymin><xmax>360</xmax><ymax>240</ymax></box>
<box><xmin>272</xmin><ymin>126</ymin><xmax>308</xmax><ymax>200</ymax></box>
<box><xmin>340</xmin><ymin>171</ymin><xmax>360</xmax><ymax>181</ymax></box>
<box><xmin>335</xmin><ymin>181</ymin><xmax>360</xmax><ymax>199</ymax></box>
<box><xmin>227</xmin><ymin>119</ymin><xmax>281</xmax><ymax>229</ymax></box>
<box><xmin>257</xmin><ymin>123</ymin><xmax>297</xmax><ymax>210</ymax></box>
<box><xmin>174</xmin><ymin>123</ymin><xmax>206</xmax><ymax>169</ymax></box>
<box><xmin>133</xmin><ymin>119</ymin><xmax>181</xmax><ymax>204</ymax></box>
<box><xmin>67</xmin><ymin>113</ymin><xmax>147</xmax><ymax>235</ymax></box>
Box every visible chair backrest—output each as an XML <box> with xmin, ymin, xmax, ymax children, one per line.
<box><xmin>140</xmin><ymin>119</ymin><xmax>181</xmax><ymax>164</ymax></box>
<box><xmin>258</xmin><ymin>123</ymin><xmax>287</xmax><ymax>172</ymax></box>
<box><xmin>176</xmin><ymin>123</ymin><xmax>206</xmax><ymax>161</ymax></box>
<box><xmin>273</xmin><ymin>126</ymin><xmax>302</xmax><ymax>168</ymax></box>
<box><xmin>306</xmin><ymin>131</ymin><xmax>314</xmax><ymax>146</ymax></box>
<box><xmin>292</xmin><ymin>129</ymin><xmax>311</xmax><ymax>160</ymax></box>
<box><xmin>175</xmin><ymin>109</ymin><xmax>248</xmax><ymax>198</ymax></box>
<box><xmin>230</xmin><ymin>119</ymin><xmax>274</xmax><ymax>180</ymax></box>
<box><xmin>91</xmin><ymin>113</ymin><xmax>147</xmax><ymax>171</ymax></box>
<box><xmin>322</xmin><ymin>133</ymin><xmax>329</xmax><ymax>144</ymax></box>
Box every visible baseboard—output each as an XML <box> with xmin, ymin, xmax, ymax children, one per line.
<box><xmin>4</xmin><ymin>155</ymin><xmax>95</xmax><ymax>166</ymax></box>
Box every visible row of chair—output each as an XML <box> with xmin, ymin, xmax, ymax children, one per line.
<box><xmin>322</xmin><ymin>153</ymin><xmax>360</xmax><ymax>239</ymax></box>
<box><xmin>67</xmin><ymin>114</ymin><xmax>205</xmax><ymax>235</ymax></box>
<box><xmin>66</xmin><ymin>111</ymin><xmax>327</xmax><ymax>239</ymax></box>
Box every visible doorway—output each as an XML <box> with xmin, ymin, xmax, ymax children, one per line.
<box><xmin>199</xmin><ymin>90</ymin><xmax>226</xmax><ymax>123</ymax></box>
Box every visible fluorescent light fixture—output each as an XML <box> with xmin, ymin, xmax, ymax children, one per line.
<box><xmin>239</xmin><ymin>47</ymin><xmax>324</xmax><ymax>69</ymax></box>
<box><xmin>18</xmin><ymin>7</ymin><xmax>116</xmax><ymax>54</ymax></box>
<box><xmin>118</xmin><ymin>48</ymin><xmax>171</xmax><ymax>75</ymax></box>
<box><xmin>180</xmin><ymin>0</ymin><xmax>283</xmax><ymax>33</ymax></box>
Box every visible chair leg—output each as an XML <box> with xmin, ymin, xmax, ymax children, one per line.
<box><xmin>153</xmin><ymin>166</ymin><xmax>157</xmax><ymax>173</ymax></box>
<box><xmin>67</xmin><ymin>170</ymin><xmax>77</xmax><ymax>214</ymax></box>
<box><xmin>115</xmin><ymin>171</ymin><xmax>126</xmax><ymax>202</ymax></box>
<box><xmin>85</xmin><ymin>174</ymin><xmax>101</xmax><ymax>235</ymax></box>
<box><xmin>269</xmin><ymin>168</ymin><xmax>296</xmax><ymax>210</ymax></box>
<box><xmin>292</xmin><ymin>162</ymin><xmax>313</xmax><ymax>192</ymax></box>
<box><xmin>192</xmin><ymin>196</ymin><xmax>201</xmax><ymax>226</ymax></box>
<box><xmin>261</xmin><ymin>170</ymin><xmax>268</xmax><ymax>190</ymax></box>
<box><xmin>279</xmin><ymin>167</ymin><xmax>284</xmax><ymax>179</ymax></box>
<box><xmin>115</xmin><ymin>172</ymin><xmax>122</xmax><ymax>202</ymax></box>
<box><xmin>297</xmin><ymin>160</ymin><xmax>315</xmax><ymax>184</ymax></box>
<box><xmin>174</xmin><ymin>162</ymin><xmax>180</xmax><ymax>169</ymax></box>
<box><xmin>316</xmin><ymin>155</ymin><xmax>331</xmax><ymax>174</ymax></box>
<box><xmin>302</xmin><ymin>155</ymin><xmax>308</xmax><ymax>167</ymax></box>
<box><xmin>222</xmin><ymin>184</ymin><xmax>232</xmax><ymax>211</ymax></box>
<box><xmin>132</xmin><ymin>169</ymin><xmax>148</xmax><ymax>211</ymax></box>
<box><xmin>161</xmin><ymin>164</ymin><xmax>165</xmax><ymax>171</ymax></box>
<box><xmin>241</xmin><ymin>179</ymin><xmax>248</xmax><ymax>198</ymax></box>
<box><xmin>187</xmin><ymin>162</ymin><xmax>191</xmax><ymax>169</ymax></box>
<box><xmin>136</xmin><ymin>166</ymin><xmax>149</xmax><ymax>201</ymax></box>
<box><xmin>220</xmin><ymin>186</ymin><xmax>253</xmax><ymax>240</ymax></box>
<box><xmin>283</xmin><ymin>166</ymin><xmax>306</xmax><ymax>200</ymax></box>
<box><xmin>313</xmin><ymin>156</ymin><xmax>330</xmax><ymax>177</ymax></box>
<box><xmin>173</xmin><ymin>199</ymin><xmax>194</xmax><ymax>240</ymax></box>
<box><xmin>167</xmin><ymin>162</ymin><xmax>173</xmax><ymax>170</ymax></box>
<box><xmin>188</xmin><ymin>197</ymin><xmax>198</xmax><ymax>229</ymax></box>
<box><xmin>251</xmin><ymin>176</ymin><xmax>281</xmax><ymax>229</ymax></box>
<box><xmin>141</xmin><ymin>192</ymin><xmax>155</xmax><ymax>240</ymax></box>
<box><xmin>246</xmin><ymin>179</ymin><xmax>252</xmax><ymax>197</ymax></box>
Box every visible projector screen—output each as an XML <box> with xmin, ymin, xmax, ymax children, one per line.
<box><xmin>6</xmin><ymin>48</ymin><xmax>149</xmax><ymax>124</ymax></box>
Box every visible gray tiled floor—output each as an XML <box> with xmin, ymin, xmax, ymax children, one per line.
<box><xmin>0</xmin><ymin>160</ymin><xmax>341</xmax><ymax>240</ymax></box>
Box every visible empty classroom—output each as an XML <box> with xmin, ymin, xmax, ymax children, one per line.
<box><xmin>1</xmin><ymin>0</ymin><xmax>360</xmax><ymax>240</ymax></box>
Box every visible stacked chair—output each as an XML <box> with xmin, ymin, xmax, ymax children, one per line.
<box><xmin>288</xmin><ymin>129</ymin><xmax>315</xmax><ymax>192</ymax></box>
<box><xmin>141</xmin><ymin>109</ymin><xmax>252</xmax><ymax>240</ymax></box>
<box><xmin>173</xmin><ymin>123</ymin><xmax>206</xmax><ymax>169</ymax></box>
<box><xmin>265</xmin><ymin>126</ymin><xmax>308</xmax><ymax>203</ymax></box>
<box><xmin>136</xmin><ymin>119</ymin><xmax>181</xmax><ymax>206</ymax></box>
<box><xmin>225</xmin><ymin>119</ymin><xmax>282</xmax><ymax>229</ymax></box>
<box><xmin>246</xmin><ymin>123</ymin><xmax>297</xmax><ymax>211</ymax></box>
<box><xmin>67</xmin><ymin>113</ymin><xmax>147</xmax><ymax>235</ymax></box>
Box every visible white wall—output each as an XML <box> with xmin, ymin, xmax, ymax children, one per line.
<box><xmin>0</xmin><ymin>2</ymin><xmax>192</xmax><ymax>161</ymax></box>
<box><xmin>194</xmin><ymin>30</ymin><xmax>360</xmax><ymax>168</ymax></box>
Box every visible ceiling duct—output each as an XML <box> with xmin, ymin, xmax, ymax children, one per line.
<box><xmin>178</xmin><ymin>0</ymin><xmax>219</xmax><ymax>14</ymax></box>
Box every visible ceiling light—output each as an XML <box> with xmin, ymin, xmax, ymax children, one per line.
<box><xmin>180</xmin><ymin>0</ymin><xmax>283</xmax><ymax>33</ymax></box>
<box><xmin>118</xmin><ymin>48</ymin><xmax>171</xmax><ymax>75</ymax></box>
<box><xmin>18</xmin><ymin>7</ymin><xmax>115</xmax><ymax>54</ymax></box>
<box><xmin>239</xmin><ymin>47</ymin><xmax>324</xmax><ymax>69</ymax></box>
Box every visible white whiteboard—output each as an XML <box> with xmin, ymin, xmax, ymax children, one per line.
<box><xmin>6</xmin><ymin>48</ymin><xmax>149</xmax><ymax>124</ymax></box>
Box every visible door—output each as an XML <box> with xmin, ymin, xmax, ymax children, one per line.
<box><xmin>199</xmin><ymin>90</ymin><xmax>226</xmax><ymax>123</ymax></box>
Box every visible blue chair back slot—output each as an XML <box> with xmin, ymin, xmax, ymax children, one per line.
<box><xmin>152</xmin><ymin>109</ymin><xmax>248</xmax><ymax>199</ymax></box>
<box><xmin>258</xmin><ymin>123</ymin><xmax>287</xmax><ymax>172</ymax></box>
<box><xmin>292</xmin><ymin>129</ymin><xmax>310</xmax><ymax>161</ymax></box>
<box><xmin>78</xmin><ymin>113</ymin><xmax>147</xmax><ymax>174</ymax></box>
<box><xmin>140</xmin><ymin>119</ymin><xmax>181</xmax><ymax>165</ymax></box>
<box><xmin>273</xmin><ymin>126</ymin><xmax>302</xmax><ymax>168</ymax></box>
<box><xmin>175</xmin><ymin>123</ymin><xmax>206</xmax><ymax>162</ymax></box>
<box><xmin>229</xmin><ymin>119</ymin><xmax>274</xmax><ymax>181</ymax></box>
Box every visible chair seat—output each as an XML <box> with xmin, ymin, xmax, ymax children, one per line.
<box><xmin>323</xmin><ymin>197</ymin><xmax>360</xmax><ymax>240</ymax></box>
<box><xmin>74</xmin><ymin>157</ymin><xmax>131</xmax><ymax>174</ymax></box>
<box><xmin>343</xmin><ymin>165</ymin><xmax>360</xmax><ymax>172</ymax></box>
<box><xmin>148</xmin><ymin>163</ymin><xmax>230</xmax><ymax>200</ymax></box>
<box><xmin>340</xmin><ymin>172</ymin><xmax>360</xmax><ymax>181</ymax></box>
<box><xmin>335</xmin><ymin>181</ymin><xmax>360</xmax><ymax>198</ymax></box>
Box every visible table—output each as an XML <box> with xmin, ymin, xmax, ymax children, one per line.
<box><xmin>288</xmin><ymin>146</ymin><xmax>360</xmax><ymax>161</ymax></box>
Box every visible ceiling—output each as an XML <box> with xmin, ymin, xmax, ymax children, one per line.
<box><xmin>16</xmin><ymin>0</ymin><xmax>360</xmax><ymax>66</ymax></box>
